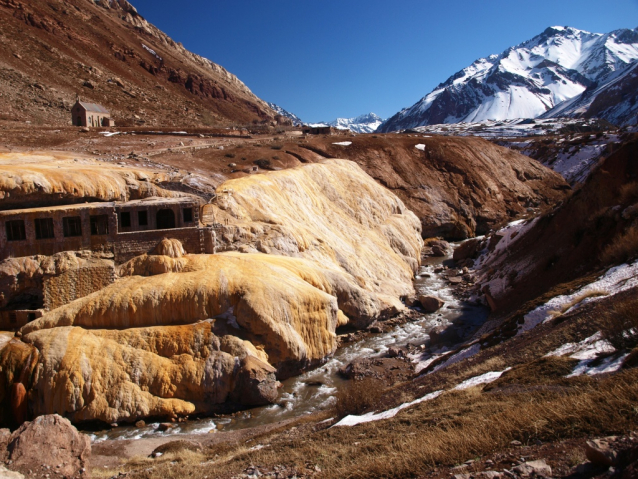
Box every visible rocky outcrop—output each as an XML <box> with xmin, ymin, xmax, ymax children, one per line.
<box><xmin>1</xmin><ymin>159</ymin><xmax>422</xmax><ymax>425</ymax></box>
<box><xmin>282</xmin><ymin>137</ymin><xmax>569</xmax><ymax>239</ymax></box>
<box><xmin>0</xmin><ymin>152</ymin><xmax>207</xmax><ymax>210</ymax></box>
<box><xmin>5</xmin><ymin>414</ymin><xmax>90</xmax><ymax>478</ymax></box>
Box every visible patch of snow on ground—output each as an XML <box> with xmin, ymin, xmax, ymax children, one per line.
<box><xmin>453</xmin><ymin>368</ymin><xmax>511</xmax><ymax>390</ymax></box>
<box><xmin>569</xmin><ymin>354</ymin><xmax>629</xmax><ymax>377</ymax></box>
<box><xmin>432</xmin><ymin>343</ymin><xmax>481</xmax><ymax>372</ymax></box>
<box><xmin>98</xmin><ymin>131</ymin><xmax>120</xmax><ymax>137</ymax></box>
<box><xmin>410</xmin><ymin>352</ymin><xmax>445</xmax><ymax>373</ymax></box>
<box><xmin>415</xmin><ymin>144</ymin><xmax>426</xmax><ymax>151</ymax></box>
<box><xmin>333</xmin><ymin>390</ymin><xmax>443</xmax><ymax>427</ymax></box>
<box><xmin>332</xmin><ymin>141</ymin><xmax>352</xmax><ymax>146</ymax></box>
<box><xmin>521</xmin><ymin>260</ymin><xmax>638</xmax><ymax>333</ymax></box>
<box><xmin>546</xmin><ymin>331</ymin><xmax>615</xmax><ymax>360</ymax></box>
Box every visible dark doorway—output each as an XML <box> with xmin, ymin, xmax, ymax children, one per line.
<box><xmin>156</xmin><ymin>209</ymin><xmax>176</xmax><ymax>229</ymax></box>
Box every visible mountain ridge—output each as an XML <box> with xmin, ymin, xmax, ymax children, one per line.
<box><xmin>379</xmin><ymin>26</ymin><xmax>638</xmax><ymax>132</ymax></box>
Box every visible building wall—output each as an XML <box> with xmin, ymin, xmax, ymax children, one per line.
<box><xmin>0</xmin><ymin>309</ymin><xmax>43</xmax><ymax>330</ymax></box>
<box><xmin>43</xmin><ymin>263</ymin><xmax>115</xmax><ymax>311</ymax></box>
<box><xmin>0</xmin><ymin>206</ymin><xmax>116</xmax><ymax>259</ymax></box>
<box><xmin>113</xmin><ymin>227</ymin><xmax>213</xmax><ymax>263</ymax></box>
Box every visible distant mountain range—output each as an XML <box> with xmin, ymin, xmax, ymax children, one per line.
<box><xmin>379</xmin><ymin>26</ymin><xmax>638</xmax><ymax>132</ymax></box>
<box><xmin>308</xmin><ymin>113</ymin><xmax>384</xmax><ymax>133</ymax></box>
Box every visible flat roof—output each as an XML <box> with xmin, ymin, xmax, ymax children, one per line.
<box><xmin>0</xmin><ymin>196</ymin><xmax>199</xmax><ymax>217</ymax></box>
<box><xmin>77</xmin><ymin>101</ymin><xmax>110</xmax><ymax>114</ymax></box>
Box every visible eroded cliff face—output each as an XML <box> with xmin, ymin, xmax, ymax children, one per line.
<box><xmin>0</xmin><ymin>159</ymin><xmax>422</xmax><ymax>424</ymax></box>
<box><xmin>0</xmin><ymin>152</ymin><xmax>215</xmax><ymax>209</ymax></box>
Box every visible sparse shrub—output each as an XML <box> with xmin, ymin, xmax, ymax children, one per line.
<box><xmin>619</xmin><ymin>182</ymin><xmax>638</xmax><ymax>204</ymax></box>
<box><xmin>270</xmin><ymin>145</ymin><xmax>283</xmax><ymax>150</ymax></box>
<box><xmin>600</xmin><ymin>226</ymin><xmax>638</xmax><ymax>265</ymax></box>
<box><xmin>601</xmin><ymin>297</ymin><xmax>638</xmax><ymax>351</ymax></box>
<box><xmin>334</xmin><ymin>377</ymin><xmax>384</xmax><ymax>418</ymax></box>
<box><xmin>225</xmin><ymin>153</ymin><xmax>235</xmax><ymax>158</ymax></box>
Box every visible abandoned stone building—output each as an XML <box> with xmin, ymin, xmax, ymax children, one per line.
<box><xmin>301</xmin><ymin>125</ymin><xmax>343</xmax><ymax>135</ymax></box>
<box><xmin>0</xmin><ymin>196</ymin><xmax>216</xmax><ymax>329</ymax></box>
<box><xmin>71</xmin><ymin>100</ymin><xmax>115</xmax><ymax>127</ymax></box>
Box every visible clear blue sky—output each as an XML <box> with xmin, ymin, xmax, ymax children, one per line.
<box><xmin>131</xmin><ymin>0</ymin><xmax>638</xmax><ymax>123</ymax></box>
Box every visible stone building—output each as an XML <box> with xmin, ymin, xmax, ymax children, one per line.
<box><xmin>0</xmin><ymin>196</ymin><xmax>217</xmax><ymax>329</ymax></box>
<box><xmin>71</xmin><ymin>100</ymin><xmax>115</xmax><ymax>127</ymax></box>
<box><xmin>0</xmin><ymin>196</ymin><xmax>214</xmax><ymax>263</ymax></box>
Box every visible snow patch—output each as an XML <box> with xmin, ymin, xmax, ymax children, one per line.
<box><xmin>333</xmin><ymin>390</ymin><xmax>443</xmax><ymax>427</ymax></box>
<box><xmin>414</xmin><ymin>144</ymin><xmax>426</xmax><ymax>151</ymax></box>
<box><xmin>521</xmin><ymin>260</ymin><xmax>638</xmax><ymax>333</ymax></box>
<box><xmin>332</xmin><ymin>141</ymin><xmax>352</xmax><ymax>146</ymax></box>
<box><xmin>546</xmin><ymin>331</ymin><xmax>615</xmax><ymax>360</ymax></box>
<box><xmin>453</xmin><ymin>368</ymin><xmax>511</xmax><ymax>390</ymax></box>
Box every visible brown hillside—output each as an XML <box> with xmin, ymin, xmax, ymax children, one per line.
<box><xmin>478</xmin><ymin>133</ymin><xmax>638</xmax><ymax>316</ymax></box>
<box><xmin>0</xmin><ymin>0</ymin><xmax>281</xmax><ymax>127</ymax></box>
<box><xmin>293</xmin><ymin>135</ymin><xmax>570</xmax><ymax>239</ymax></box>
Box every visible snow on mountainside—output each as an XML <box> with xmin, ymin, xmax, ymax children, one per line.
<box><xmin>309</xmin><ymin>113</ymin><xmax>384</xmax><ymax>133</ymax></box>
<box><xmin>379</xmin><ymin>26</ymin><xmax>638</xmax><ymax>132</ymax></box>
<box><xmin>267</xmin><ymin>102</ymin><xmax>303</xmax><ymax>126</ymax></box>
<box><xmin>541</xmin><ymin>61</ymin><xmax>638</xmax><ymax>126</ymax></box>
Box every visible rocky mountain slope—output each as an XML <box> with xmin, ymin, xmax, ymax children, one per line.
<box><xmin>266</xmin><ymin>102</ymin><xmax>303</xmax><ymax>126</ymax></box>
<box><xmin>0</xmin><ymin>0</ymin><xmax>280</xmax><ymax>127</ymax></box>
<box><xmin>379</xmin><ymin>26</ymin><xmax>638</xmax><ymax>132</ymax></box>
<box><xmin>542</xmin><ymin>60</ymin><xmax>638</xmax><ymax>126</ymax></box>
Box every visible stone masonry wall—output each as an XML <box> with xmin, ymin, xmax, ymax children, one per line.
<box><xmin>43</xmin><ymin>263</ymin><xmax>116</xmax><ymax>311</ymax></box>
<box><xmin>113</xmin><ymin>227</ymin><xmax>213</xmax><ymax>263</ymax></box>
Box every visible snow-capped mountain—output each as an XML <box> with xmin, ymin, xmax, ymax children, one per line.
<box><xmin>267</xmin><ymin>102</ymin><xmax>303</xmax><ymax>126</ymax></box>
<box><xmin>308</xmin><ymin>113</ymin><xmax>384</xmax><ymax>133</ymax></box>
<box><xmin>379</xmin><ymin>26</ymin><xmax>638</xmax><ymax>132</ymax></box>
<box><xmin>541</xmin><ymin>60</ymin><xmax>638</xmax><ymax>126</ymax></box>
<box><xmin>328</xmin><ymin>113</ymin><xmax>384</xmax><ymax>133</ymax></box>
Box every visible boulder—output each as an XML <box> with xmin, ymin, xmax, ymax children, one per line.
<box><xmin>453</xmin><ymin>238</ymin><xmax>481</xmax><ymax>262</ymax></box>
<box><xmin>430</xmin><ymin>240</ymin><xmax>450</xmax><ymax>257</ymax></box>
<box><xmin>6</xmin><ymin>414</ymin><xmax>90</xmax><ymax>478</ymax></box>
<box><xmin>512</xmin><ymin>459</ymin><xmax>552</xmax><ymax>477</ymax></box>
<box><xmin>0</xmin><ymin>465</ymin><xmax>24</xmax><ymax>478</ymax></box>
<box><xmin>586</xmin><ymin>438</ymin><xmax>618</xmax><ymax>467</ymax></box>
<box><xmin>151</xmin><ymin>439</ymin><xmax>202</xmax><ymax>456</ymax></box>
<box><xmin>417</xmin><ymin>295</ymin><xmax>444</xmax><ymax>313</ymax></box>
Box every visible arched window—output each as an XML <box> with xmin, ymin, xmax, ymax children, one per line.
<box><xmin>156</xmin><ymin>209</ymin><xmax>176</xmax><ymax>229</ymax></box>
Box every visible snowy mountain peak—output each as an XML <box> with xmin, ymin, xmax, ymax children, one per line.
<box><xmin>267</xmin><ymin>102</ymin><xmax>303</xmax><ymax>126</ymax></box>
<box><xmin>311</xmin><ymin>113</ymin><xmax>384</xmax><ymax>133</ymax></box>
<box><xmin>379</xmin><ymin>26</ymin><xmax>638</xmax><ymax>132</ymax></box>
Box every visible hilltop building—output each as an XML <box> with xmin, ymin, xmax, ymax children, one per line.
<box><xmin>71</xmin><ymin>99</ymin><xmax>115</xmax><ymax>127</ymax></box>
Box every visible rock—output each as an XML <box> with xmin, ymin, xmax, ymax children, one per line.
<box><xmin>387</xmin><ymin>347</ymin><xmax>404</xmax><ymax>358</ymax></box>
<box><xmin>448</xmin><ymin>276</ymin><xmax>463</xmax><ymax>284</ymax></box>
<box><xmin>10</xmin><ymin>383</ymin><xmax>27</xmax><ymax>427</ymax></box>
<box><xmin>6</xmin><ymin>414</ymin><xmax>90</xmax><ymax>478</ymax></box>
<box><xmin>417</xmin><ymin>295</ymin><xmax>444</xmax><ymax>313</ymax></box>
<box><xmin>586</xmin><ymin>438</ymin><xmax>618</xmax><ymax>467</ymax></box>
<box><xmin>135</xmin><ymin>420</ymin><xmax>146</xmax><ymax>428</ymax></box>
<box><xmin>453</xmin><ymin>238</ymin><xmax>481</xmax><ymax>262</ymax></box>
<box><xmin>512</xmin><ymin>459</ymin><xmax>551</xmax><ymax>477</ymax></box>
<box><xmin>0</xmin><ymin>465</ymin><xmax>24</xmax><ymax>478</ymax></box>
<box><xmin>111</xmin><ymin>77</ymin><xmax>125</xmax><ymax>87</ymax></box>
<box><xmin>82</xmin><ymin>80</ymin><xmax>95</xmax><ymax>89</ymax></box>
<box><xmin>430</xmin><ymin>240</ymin><xmax>450</xmax><ymax>257</ymax></box>
<box><xmin>79</xmin><ymin>127</ymin><xmax>90</xmax><ymax>132</ymax></box>
<box><xmin>510</xmin><ymin>440</ymin><xmax>522</xmax><ymax>446</ymax></box>
<box><xmin>0</xmin><ymin>428</ymin><xmax>11</xmax><ymax>452</ymax></box>
<box><xmin>151</xmin><ymin>439</ymin><xmax>202</xmax><ymax>456</ymax></box>
<box><xmin>228</xmin><ymin>163</ymin><xmax>237</xmax><ymax>167</ymax></box>
<box><xmin>157</xmin><ymin>423</ymin><xmax>176</xmax><ymax>432</ymax></box>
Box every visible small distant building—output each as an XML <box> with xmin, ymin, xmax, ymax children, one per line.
<box><xmin>71</xmin><ymin>99</ymin><xmax>114</xmax><ymax>127</ymax></box>
<box><xmin>301</xmin><ymin>125</ymin><xmax>342</xmax><ymax>135</ymax></box>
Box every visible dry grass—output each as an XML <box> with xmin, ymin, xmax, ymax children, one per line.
<box><xmin>600</xmin><ymin>296</ymin><xmax>638</xmax><ymax>351</ymax></box>
<box><xmin>600</xmin><ymin>225</ymin><xmax>638</xmax><ymax>265</ymax></box>
<box><xmin>334</xmin><ymin>377</ymin><xmax>385</xmax><ymax>418</ymax></box>
<box><xmin>119</xmin><ymin>368</ymin><xmax>638</xmax><ymax>479</ymax></box>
